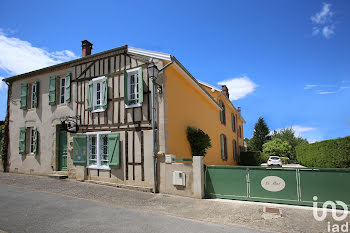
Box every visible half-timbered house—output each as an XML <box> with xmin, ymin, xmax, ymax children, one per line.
<box><xmin>2</xmin><ymin>41</ymin><xmax>245</xmax><ymax>190</ymax></box>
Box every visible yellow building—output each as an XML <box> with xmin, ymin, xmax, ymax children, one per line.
<box><xmin>164</xmin><ymin>58</ymin><xmax>245</xmax><ymax>165</ymax></box>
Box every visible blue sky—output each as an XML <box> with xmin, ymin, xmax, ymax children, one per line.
<box><xmin>0</xmin><ymin>0</ymin><xmax>349</xmax><ymax>142</ymax></box>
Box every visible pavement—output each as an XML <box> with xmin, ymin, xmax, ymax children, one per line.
<box><xmin>0</xmin><ymin>172</ymin><xmax>348</xmax><ymax>233</ymax></box>
<box><xmin>261</xmin><ymin>163</ymin><xmax>305</xmax><ymax>168</ymax></box>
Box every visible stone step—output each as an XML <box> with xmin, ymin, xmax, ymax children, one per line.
<box><xmin>48</xmin><ymin>174</ymin><xmax>68</xmax><ymax>180</ymax></box>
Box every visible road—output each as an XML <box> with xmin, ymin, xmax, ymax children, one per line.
<box><xmin>0</xmin><ymin>183</ymin><xmax>262</xmax><ymax>233</ymax></box>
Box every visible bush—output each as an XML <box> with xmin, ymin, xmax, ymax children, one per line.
<box><xmin>263</xmin><ymin>138</ymin><xmax>292</xmax><ymax>157</ymax></box>
<box><xmin>186</xmin><ymin>126</ymin><xmax>211</xmax><ymax>157</ymax></box>
<box><xmin>296</xmin><ymin>136</ymin><xmax>350</xmax><ymax>168</ymax></box>
<box><xmin>239</xmin><ymin>151</ymin><xmax>262</xmax><ymax>166</ymax></box>
<box><xmin>260</xmin><ymin>152</ymin><xmax>269</xmax><ymax>163</ymax></box>
<box><xmin>280</xmin><ymin>156</ymin><xmax>289</xmax><ymax>164</ymax></box>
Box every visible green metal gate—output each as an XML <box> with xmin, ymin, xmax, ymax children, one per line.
<box><xmin>205</xmin><ymin>166</ymin><xmax>350</xmax><ymax>208</ymax></box>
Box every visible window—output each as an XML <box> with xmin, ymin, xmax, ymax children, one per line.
<box><xmin>60</xmin><ymin>77</ymin><xmax>66</xmax><ymax>104</ymax></box>
<box><xmin>220</xmin><ymin>134</ymin><xmax>228</xmax><ymax>160</ymax></box>
<box><xmin>31</xmin><ymin>84</ymin><xmax>36</xmax><ymax>108</ymax></box>
<box><xmin>125</xmin><ymin>67</ymin><xmax>143</xmax><ymax>108</ymax></box>
<box><xmin>219</xmin><ymin>100</ymin><xmax>226</xmax><ymax>125</ymax></box>
<box><xmin>239</xmin><ymin>126</ymin><xmax>242</xmax><ymax>138</ymax></box>
<box><xmin>29</xmin><ymin>128</ymin><xmax>35</xmax><ymax>154</ymax></box>
<box><xmin>231</xmin><ymin>113</ymin><xmax>236</xmax><ymax>132</ymax></box>
<box><xmin>87</xmin><ymin>132</ymin><xmax>110</xmax><ymax>169</ymax></box>
<box><xmin>87</xmin><ymin>76</ymin><xmax>107</xmax><ymax>112</ymax></box>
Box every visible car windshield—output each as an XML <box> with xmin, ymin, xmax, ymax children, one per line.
<box><xmin>270</xmin><ymin>156</ymin><xmax>280</xmax><ymax>160</ymax></box>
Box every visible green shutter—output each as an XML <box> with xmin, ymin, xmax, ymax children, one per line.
<box><xmin>20</xmin><ymin>83</ymin><xmax>28</xmax><ymax>109</ymax></box>
<box><xmin>33</xmin><ymin>127</ymin><xmax>38</xmax><ymax>155</ymax></box>
<box><xmin>220</xmin><ymin>134</ymin><xmax>225</xmax><ymax>160</ymax></box>
<box><xmin>102</xmin><ymin>77</ymin><xmax>108</xmax><ymax>110</ymax></box>
<box><xmin>138</xmin><ymin>68</ymin><xmax>143</xmax><ymax>104</ymax></box>
<box><xmin>19</xmin><ymin>127</ymin><xmax>26</xmax><ymax>154</ymax></box>
<box><xmin>65</xmin><ymin>72</ymin><xmax>71</xmax><ymax>103</ymax></box>
<box><xmin>231</xmin><ymin>113</ymin><xmax>236</xmax><ymax>132</ymax></box>
<box><xmin>49</xmin><ymin>76</ymin><xmax>56</xmax><ymax>105</ymax></box>
<box><xmin>87</xmin><ymin>81</ymin><xmax>93</xmax><ymax>111</ymax></box>
<box><xmin>124</xmin><ymin>70</ymin><xmax>129</xmax><ymax>105</ymax></box>
<box><xmin>108</xmin><ymin>133</ymin><xmax>120</xmax><ymax>168</ymax></box>
<box><xmin>233</xmin><ymin>139</ymin><xmax>237</xmax><ymax>161</ymax></box>
<box><xmin>33</xmin><ymin>81</ymin><xmax>39</xmax><ymax>108</ymax></box>
<box><xmin>73</xmin><ymin>134</ymin><xmax>87</xmax><ymax>165</ymax></box>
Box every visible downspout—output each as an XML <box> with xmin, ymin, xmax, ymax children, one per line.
<box><xmin>151</xmin><ymin>60</ymin><xmax>173</xmax><ymax>193</ymax></box>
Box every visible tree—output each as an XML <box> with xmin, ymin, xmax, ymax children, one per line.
<box><xmin>263</xmin><ymin>138</ymin><xmax>292</xmax><ymax>157</ymax></box>
<box><xmin>186</xmin><ymin>127</ymin><xmax>212</xmax><ymax>157</ymax></box>
<box><xmin>249</xmin><ymin>117</ymin><xmax>271</xmax><ymax>152</ymax></box>
<box><xmin>271</xmin><ymin>127</ymin><xmax>308</xmax><ymax>160</ymax></box>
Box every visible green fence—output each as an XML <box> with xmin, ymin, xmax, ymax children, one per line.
<box><xmin>205</xmin><ymin>165</ymin><xmax>350</xmax><ymax>208</ymax></box>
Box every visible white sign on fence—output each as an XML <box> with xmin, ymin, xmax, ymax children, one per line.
<box><xmin>261</xmin><ymin>176</ymin><xmax>286</xmax><ymax>192</ymax></box>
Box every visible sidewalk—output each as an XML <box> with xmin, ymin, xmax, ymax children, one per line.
<box><xmin>0</xmin><ymin>172</ymin><xmax>348</xmax><ymax>233</ymax></box>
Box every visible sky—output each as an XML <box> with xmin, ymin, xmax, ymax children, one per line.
<box><xmin>0</xmin><ymin>0</ymin><xmax>349</xmax><ymax>142</ymax></box>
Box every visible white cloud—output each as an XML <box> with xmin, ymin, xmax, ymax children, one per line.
<box><xmin>305</xmin><ymin>82</ymin><xmax>348</xmax><ymax>95</ymax></box>
<box><xmin>310</xmin><ymin>3</ymin><xmax>335</xmax><ymax>39</ymax></box>
<box><xmin>322</xmin><ymin>25</ymin><xmax>335</xmax><ymax>39</ymax></box>
<box><xmin>311</xmin><ymin>3</ymin><xmax>333</xmax><ymax>24</ymax></box>
<box><xmin>218</xmin><ymin>76</ymin><xmax>257</xmax><ymax>101</ymax></box>
<box><xmin>0</xmin><ymin>77</ymin><xmax>7</xmax><ymax>91</ymax></box>
<box><xmin>273</xmin><ymin>126</ymin><xmax>316</xmax><ymax>138</ymax></box>
<box><xmin>304</xmin><ymin>84</ymin><xmax>318</xmax><ymax>89</ymax></box>
<box><xmin>0</xmin><ymin>31</ymin><xmax>77</xmax><ymax>76</ymax></box>
<box><xmin>318</xmin><ymin>91</ymin><xmax>337</xmax><ymax>95</ymax></box>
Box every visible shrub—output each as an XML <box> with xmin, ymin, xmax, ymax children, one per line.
<box><xmin>296</xmin><ymin>136</ymin><xmax>350</xmax><ymax>168</ymax></box>
<box><xmin>263</xmin><ymin>138</ymin><xmax>292</xmax><ymax>157</ymax></box>
<box><xmin>260</xmin><ymin>152</ymin><xmax>269</xmax><ymax>163</ymax></box>
<box><xmin>239</xmin><ymin>151</ymin><xmax>262</xmax><ymax>166</ymax></box>
<box><xmin>280</xmin><ymin>156</ymin><xmax>289</xmax><ymax>164</ymax></box>
<box><xmin>186</xmin><ymin>126</ymin><xmax>211</xmax><ymax>157</ymax></box>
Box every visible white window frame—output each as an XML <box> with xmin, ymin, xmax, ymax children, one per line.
<box><xmin>31</xmin><ymin>84</ymin><xmax>36</xmax><ymax>108</ymax></box>
<box><xmin>59</xmin><ymin>77</ymin><xmax>66</xmax><ymax>104</ymax></box>
<box><xmin>86</xmin><ymin>131</ymin><xmax>111</xmax><ymax>170</ymax></box>
<box><xmin>125</xmin><ymin>68</ymin><xmax>142</xmax><ymax>108</ymax></box>
<box><xmin>92</xmin><ymin>76</ymin><xmax>106</xmax><ymax>113</ymax></box>
<box><xmin>29</xmin><ymin>127</ymin><xmax>35</xmax><ymax>154</ymax></box>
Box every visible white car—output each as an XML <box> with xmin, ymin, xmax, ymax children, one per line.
<box><xmin>267</xmin><ymin>156</ymin><xmax>282</xmax><ymax>167</ymax></box>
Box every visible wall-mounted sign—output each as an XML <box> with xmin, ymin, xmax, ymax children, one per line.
<box><xmin>60</xmin><ymin>116</ymin><xmax>81</xmax><ymax>133</ymax></box>
<box><xmin>261</xmin><ymin>176</ymin><xmax>286</xmax><ymax>192</ymax></box>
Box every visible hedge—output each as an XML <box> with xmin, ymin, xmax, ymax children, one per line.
<box><xmin>239</xmin><ymin>151</ymin><xmax>262</xmax><ymax>166</ymax></box>
<box><xmin>296</xmin><ymin>136</ymin><xmax>350</xmax><ymax>168</ymax></box>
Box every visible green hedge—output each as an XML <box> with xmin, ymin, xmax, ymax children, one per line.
<box><xmin>239</xmin><ymin>151</ymin><xmax>262</xmax><ymax>166</ymax></box>
<box><xmin>296</xmin><ymin>136</ymin><xmax>350</xmax><ymax>168</ymax></box>
<box><xmin>280</xmin><ymin>156</ymin><xmax>289</xmax><ymax>164</ymax></box>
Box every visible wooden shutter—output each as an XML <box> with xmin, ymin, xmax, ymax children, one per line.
<box><xmin>19</xmin><ymin>127</ymin><xmax>26</xmax><ymax>154</ymax></box>
<box><xmin>33</xmin><ymin>127</ymin><xmax>38</xmax><ymax>155</ymax></box>
<box><xmin>73</xmin><ymin>134</ymin><xmax>87</xmax><ymax>165</ymax></box>
<box><xmin>220</xmin><ymin>134</ymin><xmax>225</xmax><ymax>160</ymax></box>
<box><xmin>20</xmin><ymin>83</ymin><xmax>28</xmax><ymax>109</ymax></box>
<box><xmin>102</xmin><ymin>77</ymin><xmax>108</xmax><ymax>110</ymax></box>
<box><xmin>233</xmin><ymin>139</ymin><xmax>237</xmax><ymax>161</ymax></box>
<box><xmin>124</xmin><ymin>70</ymin><xmax>129</xmax><ymax>105</ymax></box>
<box><xmin>108</xmin><ymin>133</ymin><xmax>120</xmax><ymax>168</ymax></box>
<box><xmin>138</xmin><ymin>68</ymin><xmax>143</xmax><ymax>104</ymax></box>
<box><xmin>49</xmin><ymin>76</ymin><xmax>56</xmax><ymax>105</ymax></box>
<box><xmin>231</xmin><ymin>113</ymin><xmax>236</xmax><ymax>132</ymax></box>
<box><xmin>65</xmin><ymin>72</ymin><xmax>71</xmax><ymax>103</ymax></box>
<box><xmin>87</xmin><ymin>81</ymin><xmax>93</xmax><ymax>111</ymax></box>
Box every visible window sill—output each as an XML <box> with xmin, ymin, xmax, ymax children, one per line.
<box><xmin>87</xmin><ymin>165</ymin><xmax>111</xmax><ymax>170</ymax></box>
<box><xmin>92</xmin><ymin>108</ymin><xmax>106</xmax><ymax>113</ymax></box>
<box><xmin>125</xmin><ymin>103</ymin><xmax>142</xmax><ymax>109</ymax></box>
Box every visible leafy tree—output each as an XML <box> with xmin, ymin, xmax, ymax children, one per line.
<box><xmin>271</xmin><ymin>127</ymin><xmax>308</xmax><ymax>160</ymax></box>
<box><xmin>249</xmin><ymin>117</ymin><xmax>271</xmax><ymax>152</ymax></box>
<box><xmin>186</xmin><ymin>127</ymin><xmax>211</xmax><ymax>157</ymax></box>
<box><xmin>263</xmin><ymin>138</ymin><xmax>292</xmax><ymax>157</ymax></box>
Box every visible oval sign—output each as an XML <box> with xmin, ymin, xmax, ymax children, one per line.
<box><xmin>261</xmin><ymin>176</ymin><xmax>286</xmax><ymax>192</ymax></box>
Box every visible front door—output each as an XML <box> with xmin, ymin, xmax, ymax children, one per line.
<box><xmin>58</xmin><ymin>129</ymin><xmax>67</xmax><ymax>171</ymax></box>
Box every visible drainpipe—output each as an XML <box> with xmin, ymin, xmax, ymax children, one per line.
<box><xmin>151</xmin><ymin>60</ymin><xmax>173</xmax><ymax>193</ymax></box>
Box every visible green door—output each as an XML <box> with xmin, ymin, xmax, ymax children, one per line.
<box><xmin>58</xmin><ymin>129</ymin><xmax>67</xmax><ymax>171</ymax></box>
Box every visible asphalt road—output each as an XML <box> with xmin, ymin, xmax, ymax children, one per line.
<box><xmin>0</xmin><ymin>184</ymin><xmax>262</xmax><ymax>233</ymax></box>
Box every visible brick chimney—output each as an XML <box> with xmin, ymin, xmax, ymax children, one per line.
<box><xmin>237</xmin><ymin>107</ymin><xmax>241</xmax><ymax>115</ymax></box>
<box><xmin>221</xmin><ymin>85</ymin><xmax>229</xmax><ymax>99</ymax></box>
<box><xmin>81</xmin><ymin>40</ymin><xmax>93</xmax><ymax>57</ymax></box>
